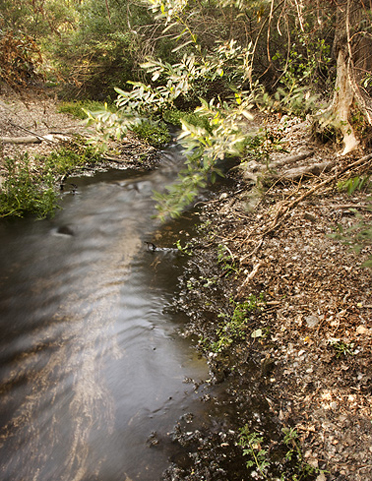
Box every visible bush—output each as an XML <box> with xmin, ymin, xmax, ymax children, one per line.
<box><xmin>0</xmin><ymin>156</ymin><xmax>58</xmax><ymax>218</ymax></box>
<box><xmin>0</xmin><ymin>29</ymin><xmax>43</xmax><ymax>87</ymax></box>
<box><xmin>131</xmin><ymin>120</ymin><xmax>171</xmax><ymax>147</ymax></box>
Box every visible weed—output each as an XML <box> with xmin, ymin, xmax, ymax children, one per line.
<box><xmin>209</xmin><ymin>295</ymin><xmax>264</xmax><ymax>352</ymax></box>
<box><xmin>0</xmin><ymin>156</ymin><xmax>59</xmax><ymax>218</ymax></box>
<box><xmin>130</xmin><ymin>120</ymin><xmax>171</xmax><ymax>147</ymax></box>
<box><xmin>0</xmin><ymin>143</ymin><xmax>102</xmax><ymax>219</ymax></box>
<box><xmin>337</xmin><ymin>175</ymin><xmax>371</xmax><ymax>195</ymax></box>
<box><xmin>282</xmin><ymin>427</ymin><xmax>325</xmax><ymax>480</ymax></box>
<box><xmin>217</xmin><ymin>244</ymin><xmax>238</xmax><ymax>276</ymax></box>
<box><xmin>43</xmin><ymin>145</ymin><xmax>102</xmax><ymax>177</ymax></box>
<box><xmin>238</xmin><ymin>427</ymin><xmax>270</xmax><ymax>479</ymax></box>
<box><xmin>328</xmin><ymin>338</ymin><xmax>356</xmax><ymax>358</ymax></box>
<box><xmin>238</xmin><ymin>425</ymin><xmax>324</xmax><ymax>480</ymax></box>
<box><xmin>162</xmin><ymin>108</ymin><xmax>211</xmax><ymax>131</ymax></box>
<box><xmin>175</xmin><ymin>239</ymin><xmax>193</xmax><ymax>255</ymax></box>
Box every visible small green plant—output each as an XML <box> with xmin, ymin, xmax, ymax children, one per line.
<box><xmin>328</xmin><ymin>338</ymin><xmax>356</xmax><ymax>358</ymax></box>
<box><xmin>209</xmin><ymin>295</ymin><xmax>264</xmax><ymax>352</ymax></box>
<box><xmin>217</xmin><ymin>244</ymin><xmax>238</xmax><ymax>276</ymax></box>
<box><xmin>162</xmin><ymin>108</ymin><xmax>211</xmax><ymax>130</ymax></box>
<box><xmin>131</xmin><ymin>119</ymin><xmax>171</xmax><ymax>147</ymax></box>
<box><xmin>337</xmin><ymin>175</ymin><xmax>371</xmax><ymax>195</ymax></box>
<box><xmin>43</xmin><ymin>145</ymin><xmax>102</xmax><ymax>177</ymax></box>
<box><xmin>282</xmin><ymin>427</ymin><xmax>324</xmax><ymax>480</ymax></box>
<box><xmin>0</xmin><ymin>142</ymin><xmax>103</xmax><ymax>219</ymax></box>
<box><xmin>58</xmin><ymin>100</ymin><xmax>116</xmax><ymax>120</ymax></box>
<box><xmin>238</xmin><ymin>425</ymin><xmax>324</xmax><ymax>480</ymax></box>
<box><xmin>175</xmin><ymin>239</ymin><xmax>193</xmax><ymax>255</ymax></box>
<box><xmin>238</xmin><ymin>426</ymin><xmax>270</xmax><ymax>479</ymax></box>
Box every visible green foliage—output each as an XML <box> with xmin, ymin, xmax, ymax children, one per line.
<box><xmin>282</xmin><ymin>427</ymin><xmax>323</xmax><ymax>480</ymax></box>
<box><xmin>0</xmin><ymin>156</ymin><xmax>58</xmax><ymax>218</ymax></box>
<box><xmin>255</xmin><ymin>85</ymin><xmax>319</xmax><ymax>118</ymax></box>
<box><xmin>273</xmin><ymin>36</ymin><xmax>332</xmax><ymax>92</ymax></box>
<box><xmin>209</xmin><ymin>295</ymin><xmax>264</xmax><ymax>352</ymax></box>
<box><xmin>162</xmin><ymin>108</ymin><xmax>210</xmax><ymax>130</ymax></box>
<box><xmin>131</xmin><ymin>120</ymin><xmax>171</xmax><ymax>147</ymax></box>
<box><xmin>58</xmin><ymin>100</ymin><xmax>116</xmax><ymax>120</ymax></box>
<box><xmin>217</xmin><ymin>243</ymin><xmax>238</xmax><ymax>276</ymax></box>
<box><xmin>154</xmin><ymin>97</ymin><xmax>253</xmax><ymax>220</ymax></box>
<box><xmin>238</xmin><ymin>427</ymin><xmax>270</xmax><ymax>478</ymax></box>
<box><xmin>337</xmin><ymin>176</ymin><xmax>371</xmax><ymax>195</ymax></box>
<box><xmin>238</xmin><ymin>425</ymin><xmax>324</xmax><ymax>480</ymax></box>
<box><xmin>43</xmin><ymin>145</ymin><xmax>102</xmax><ymax>176</ymax></box>
<box><xmin>328</xmin><ymin>338</ymin><xmax>356</xmax><ymax>358</ymax></box>
<box><xmin>175</xmin><ymin>238</ymin><xmax>193</xmax><ymax>255</ymax></box>
<box><xmin>43</xmin><ymin>0</ymin><xmax>153</xmax><ymax>98</ymax></box>
<box><xmin>0</xmin><ymin>144</ymin><xmax>102</xmax><ymax>219</ymax></box>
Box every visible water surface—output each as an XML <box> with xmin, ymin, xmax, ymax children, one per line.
<box><xmin>0</xmin><ymin>147</ymin><xmax>209</xmax><ymax>481</ymax></box>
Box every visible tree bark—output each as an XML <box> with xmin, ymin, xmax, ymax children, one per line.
<box><xmin>323</xmin><ymin>0</ymin><xmax>372</xmax><ymax>154</ymax></box>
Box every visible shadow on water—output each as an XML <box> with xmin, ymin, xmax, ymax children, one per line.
<box><xmin>0</xmin><ymin>144</ymin><xmax>212</xmax><ymax>481</ymax></box>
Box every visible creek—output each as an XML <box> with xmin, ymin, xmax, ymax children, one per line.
<box><xmin>0</xmin><ymin>144</ymin><xmax>213</xmax><ymax>481</ymax></box>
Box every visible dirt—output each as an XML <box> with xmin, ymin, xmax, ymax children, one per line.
<box><xmin>166</xmin><ymin>114</ymin><xmax>372</xmax><ymax>481</ymax></box>
<box><xmin>0</xmin><ymin>85</ymin><xmax>160</xmax><ymax>178</ymax></box>
<box><xmin>1</xmin><ymin>89</ymin><xmax>371</xmax><ymax>481</ymax></box>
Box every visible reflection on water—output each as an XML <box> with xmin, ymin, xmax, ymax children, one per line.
<box><xmin>0</xmin><ymin>147</ymin><xmax>209</xmax><ymax>481</ymax></box>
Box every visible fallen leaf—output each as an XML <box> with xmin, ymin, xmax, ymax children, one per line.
<box><xmin>356</xmin><ymin>325</ymin><xmax>368</xmax><ymax>335</ymax></box>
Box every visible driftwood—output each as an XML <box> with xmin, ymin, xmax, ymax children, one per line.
<box><xmin>0</xmin><ymin>133</ymin><xmax>72</xmax><ymax>145</ymax></box>
<box><xmin>240</xmin><ymin>150</ymin><xmax>316</xmax><ymax>182</ymax></box>
<box><xmin>1</xmin><ymin>136</ymin><xmax>42</xmax><ymax>144</ymax></box>
<box><xmin>270</xmin><ymin>160</ymin><xmax>336</xmax><ymax>181</ymax></box>
<box><xmin>269</xmin><ymin>150</ymin><xmax>314</xmax><ymax>169</ymax></box>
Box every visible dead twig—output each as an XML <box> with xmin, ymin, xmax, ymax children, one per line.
<box><xmin>265</xmin><ymin>151</ymin><xmax>372</xmax><ymax>234</ymax></box>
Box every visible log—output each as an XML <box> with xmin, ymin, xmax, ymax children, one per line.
<box><xmin>1</xmin><ymin>136</ymin><xmax>42</xmax><ymax>144</ymax></box>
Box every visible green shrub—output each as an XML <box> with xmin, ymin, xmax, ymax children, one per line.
<box><xmin>0</xmin><ymin>156</ymin><xmax>59</xmax><ymax>218</ymax></box>
<box><xmin>43</xmin><ymin>145</ymin><xmax>102</xmax><ymax>176</ymax></box>
<box><xmin>130</xmin><ymin>120</ymin><xmax>171</xmax><ymax>147</ymax></box>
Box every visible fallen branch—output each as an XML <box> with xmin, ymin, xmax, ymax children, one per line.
<box><xmin>1</xmin><ymin>136</ymin><xmax>42</xmax><ymax>144</ymax></box>
<box><xmin>269</xmin><ymin>150</ymin><xmax>314</xmax><ymax>169</ymax></box>
<box><xmin>266</xmin><ymin>151</ymin><xmax>372</xmax><ymax>234</ymax></box>
<box><xmin>238</xmin><ymin>261</ymin><xmax>265</xmax><ymax>292</ymax></box>
<box><xmin>6</xmin><ymin>120</ymin><xmax>55</xmax><ymax>144</ymax></box>
<box><xmin>273</xmin><ymin>160</ymin><xmax>335</xmax><ymax>181</ymax></box>
<box><xmin>329</xmin><ymin>203</ymin><xmax>372</xmax><ymax>210</ymax></box>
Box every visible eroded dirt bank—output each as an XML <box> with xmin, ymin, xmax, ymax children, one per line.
<box><xmin>166</xmin><ymin>115</ymin><xmax>372</xmax><ymax>481</ymax></box>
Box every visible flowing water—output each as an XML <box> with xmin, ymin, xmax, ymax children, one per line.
<box><xmin>0</xmin><ymin>145</ymin><xmax>210</xmax><ymax>481</ymax></box>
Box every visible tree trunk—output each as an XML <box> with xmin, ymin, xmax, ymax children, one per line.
<box><xmin>332</xmin><ymin>48</ymin><xmax>359</xmax><ymax>155</ymax></box>
<box><xmin>324</xmin><ymin>0</ymin><xmax>372</xmax><ymax>155</ymax></box>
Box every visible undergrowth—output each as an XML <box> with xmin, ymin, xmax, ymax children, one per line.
<box><xmin>0</xmin><ymin>155</ymin><xmax>58</xmax><ymax>218</ymax></box>
<box><xmin>0</xmin><ymin>144</ymin><xmax>102</xmax><ymax>219</ymax></box>
<box><xmin>238</xmin><ymin>425</ymin><xmax>323</xmax><ymax>480</ymax></box>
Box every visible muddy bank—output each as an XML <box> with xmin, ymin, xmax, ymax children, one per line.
<box><xmin>164</xmin><ymin>116</ymin><xmax>372</xmax><ymax>481</ymax></box>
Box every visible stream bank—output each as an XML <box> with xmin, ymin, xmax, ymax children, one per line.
<box><xmin>165</xmin><ymin>115</ymin><xmax>372</xmax><ymax>481</ymax></box>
